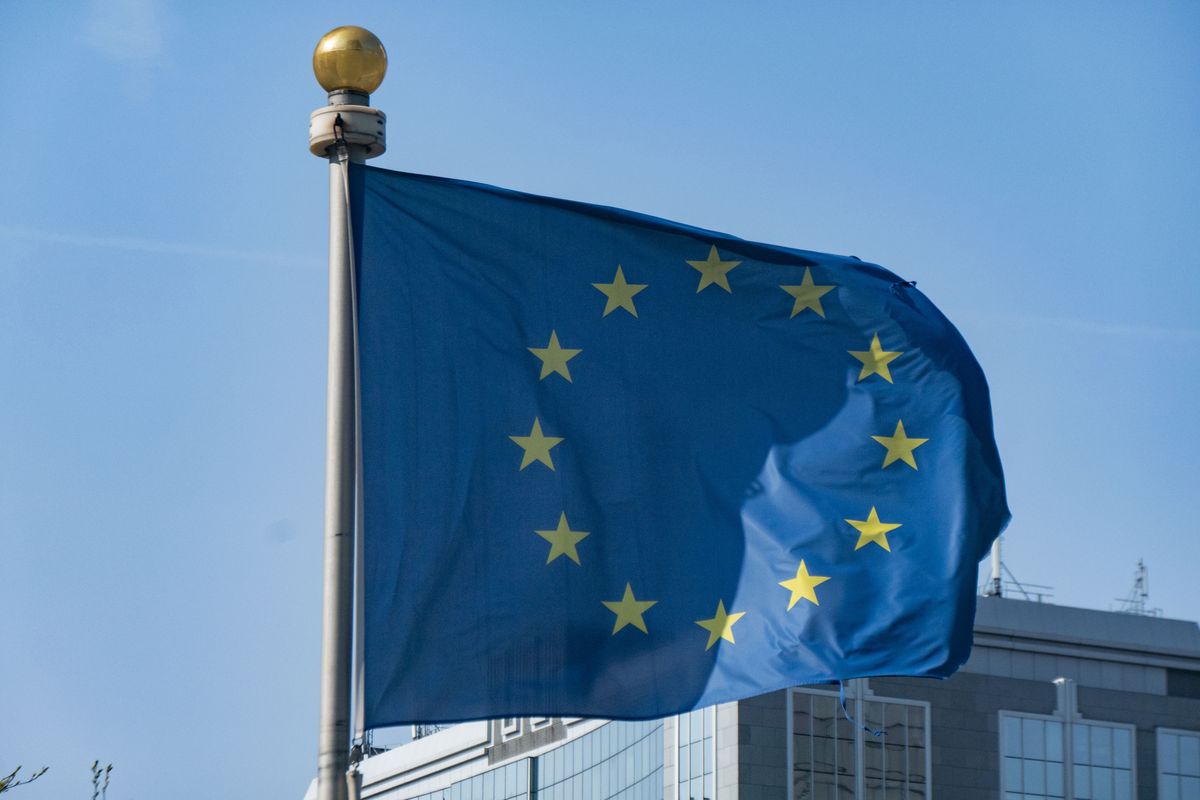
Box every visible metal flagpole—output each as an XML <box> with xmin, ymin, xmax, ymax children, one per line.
<box><xmin>309</xmin><ymin>27</ymin><xmax>388</xmax><ymax>800</ymax></box>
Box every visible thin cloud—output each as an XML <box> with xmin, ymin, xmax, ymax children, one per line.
<box><xmin>962</xmin><ymin>310</ymin><xmax>1200</xmax><ymax>342</ymax></box>
<box><xmin>0</xmin><ymin>225</ymin><xmax>318</xmax><ymax>269</ymax></box>
<box><xmin>82</xmin><ymin>0</ymin><xmax>165</xmax><ymax>62</ymax></box>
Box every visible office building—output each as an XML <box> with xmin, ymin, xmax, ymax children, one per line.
<box><xmin>307</xmin><ymin>596</ymin><xmax>1200</xmax><ymax>799</ymax></box>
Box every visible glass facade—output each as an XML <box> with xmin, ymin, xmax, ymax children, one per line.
<box><xmin>398</xmin><ymin>718</ymin><xmax>663</xmax><ymax>800</ymax></box>
<box><xmin>792</xmin><ymin>687</ymin><xmax>929</xmax><ymax>800</ymax></box>
<box><xmin>534</xmin><ymin>717</ymin><xmax>663</xmax><ymax>800</ymax></box>
<box><xmin>1159</xmin><ymin>729</ymin><xmax>1200</xmax><ymax>800</ymax></box>
<box><xmin>794</xmin><ymin>690</ymin><xmax>857</xmax><ymax>799</ymax></box>
<box><xmin>405</xmin><ymin>760</ymin><xmax>529</xmax><ymax>800</ymax></box>
<box><xmin>676</xmin><ymin>707</ymin><xmax>714</xmax><ymax>800</ymax></box>
<box><xmin>861</xmin><ymin>698</ymin><xmax>927</xmax><ymax>798</ymax></box>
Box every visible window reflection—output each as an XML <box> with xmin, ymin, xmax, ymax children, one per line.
<box><xmin>1073</xmin><ymin>722</ymin><xmax>1134</xmax><ymax>800</ymax></box>
<box><xmin>677</xmin><ymin>706</ymin><xmax>714</xmax><ymax>800</ymax></box>
<box><xmin>534</xmin><ymin>719</ymin><xmax>664</xmax><ymax>800</ymax></box>
<box><xmin>999</xmin><ymin>713</ymin><xmax>1134</xmax><ymax>800</ymax></box>
<box><xmin>1158</xmin><ymin>728</ymin><xmax>1200</xmax><ymax>800</ymax></box>
<box><xmin>393</xmin><ymin>717</ymin><xmax>665</xmax><ymax>800</ymax></box>
<box><xmin>793</xmin><ymin>689</ymin><xmax>929</xmax><ymax>800</ymax></box>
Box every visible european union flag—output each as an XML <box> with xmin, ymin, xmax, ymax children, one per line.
<box><xmin>352</xmin><ymin>163</ymin><xmax>1009</xmax><ymax>727</ymax></box>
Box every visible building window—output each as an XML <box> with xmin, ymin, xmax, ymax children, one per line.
<box><xmin>534</xmin><ymin>717</ymin><xmax>664</xmax><ymax>800</ymax></box>
<box><xmin>861</xmin><ymin>697</ymin><xmax>928</xmax><ymax>797</ymax></box>
<box><xmin>1072</xmin><ymin>722</ymin><xmax>1134</xmax><ymax>800</ymax></box>
<box><xmin>675</xmin><ymin>706</ymin><xmax>714</xmax><ymax>800</ymax></box>
<box><xmin>405</xmin><ymin>759</ymin><xmax>529</xmax><ymax>800</ymax></box>
<box><xmin>791</xmin><ymin>685</ymin><xmax>929</xmax><ymax>800</ymax></box>
<box><xmin>1159</xmin><ymin>728</ymin><xmax>1200</xmax><ymax>800</ymax></box>
<box><xmin>502</xmin><ymin>718</ymin><xmax>521</xmax><ymax>740</ymax></box>
<box><xmin>1001</xmin><ymin>714</ymin><xmax>1065</xmax><ymax>799</ymax></box>
<box><xmin>999</xmin><ymin>712</ymin><xmax>1135</xmax><ymax>800</ymax></box>
<box><xmin>793</xmin><ymin>690</ymin><xmax>857</xmax><ymax>798</ymax></box>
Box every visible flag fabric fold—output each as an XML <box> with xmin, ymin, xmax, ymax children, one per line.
<box><xmin>351</xmin><ymin>163</ymin><xmax>1008</xmax><ymax>727</ymax></box>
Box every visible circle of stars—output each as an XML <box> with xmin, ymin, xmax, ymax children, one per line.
<box><xmin>505</xmin><ymin>242</ymin><xmax>930</xmax><ymax>651</ymax></box>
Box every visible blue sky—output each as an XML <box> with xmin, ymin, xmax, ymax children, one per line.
<box><xmin>2</xmin><ymin>2</ymin><xmax>1197</xmax><ymax>798</ymax></box>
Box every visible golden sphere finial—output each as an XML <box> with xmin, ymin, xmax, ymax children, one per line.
<box><xmin>313</xmin><ymin>26</ymin><xmax>387</xmax><ymax>95</ymax></box>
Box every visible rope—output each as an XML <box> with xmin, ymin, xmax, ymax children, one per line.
<box><xmin>839</xmin><ymin>681</ymin><xmax>885</xmax><ymax>738</ymax></box>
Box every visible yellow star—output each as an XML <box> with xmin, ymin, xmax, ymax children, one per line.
<box><xmin>778</xmin><ymin>560</ymin><xmax>831</xmax><ymax>610</ymax></box>
<box><xmin>694</xmin><ymin>599</ymin><xmax>746</xmax><ymax>650</ymax></box>
<box><xmin>508</xmin><ymin>418</ymin><xmax>563</xmax><ymax>471</ymax></box>
<box><xmin>602</xmin><ymin>583</ymin><xmax>657</xmax><ymax>634</ymax></box>
<box><xmin>592</xmin><ymin>265</ymin><xmax>647</xmax><ymax>317</ymax></box>
<box><xmin>535</xmin><ymin>513</ymin><xmax>590</xmax><ymax>565</ymax></box>
<box><xmin>848</xmin><ymin>334</ymin><xmax>903</xmax><ymax>383</ymax></box>
<box><xmin>686</xmin><ymin>245</ymin><xmax>742</xmax><ymax>293</ymax></box>
<box><xmin>845</xmin><ymin>506</ymin><xmax>902</xmax><ymax>552</ymax></box>
<box><xmin>528</xmin><ymin>331</ymin><xmax>581</xmax><ymax>382</ymax></box>
<box><xmin>871</xmin><ymin>420</ymin><xmax>929</xmax><ymax>469</ymax></box>
<box><xmin>781</xmin><ymin>267</ymin><xmax>836</xmax><ymax>318</ymax></box>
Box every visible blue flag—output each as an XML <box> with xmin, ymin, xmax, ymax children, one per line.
<box><xmin>351</xmin><ymin>163</ymin><xmax>1009</xmax><ymax>727</ymax></box>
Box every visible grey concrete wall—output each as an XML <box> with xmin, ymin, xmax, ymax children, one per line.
<box><xmin>734</xmin><ymin>689</ymin><xmax>789</xmax><ymax>800</ymax></box>
<box><xmin>872</xmin><ymin>669</ymin><xmax>1200</xmax><ymax>800</ymax></box>
<box><xmin>873</xmin><ymin>672</ymin><xmax>1056</xmax><ymax>800</ymax></box>
<box><xmin>1077</xmin><ymin>684</ymin><xmax>1200</xmax><ymax>800</ymax></box>
<box><xmin>962</xmin><ymin>645</ymin><xmax>1169</xmax><ymax>695</ymax></box>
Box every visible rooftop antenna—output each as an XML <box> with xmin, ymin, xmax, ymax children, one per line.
<box><xmin>985</xmin><ymin>538</ymin><xmax>1003</xmax><ymax>596</ymax></box>
<box><xmin>980</xmin><ymin>535</ymin><xmax>1055</xmax><ymax>602</ymax></box>
<box><xmin>412</xmin><ymin>724</ymin><xmax>446</xmax><ymax>740</ymax></box>
<box><xmin>1113</xmin><ymin>559</ymin><xmax>1162</xmax><ymax>617</ymax></box>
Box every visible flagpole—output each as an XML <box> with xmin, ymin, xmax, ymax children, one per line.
<box><xmin>309</xmin><ymin>27</ymin><xmax>388</xmax><ymax>800</ymax></box>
